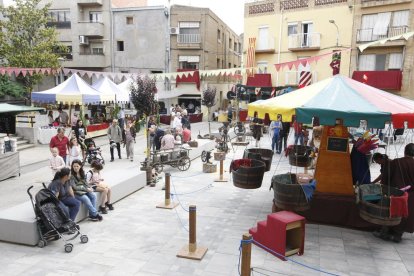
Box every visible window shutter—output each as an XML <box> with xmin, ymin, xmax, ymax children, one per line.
<box><xmin>359</xmin><ymin>55</ymin><xmax>375</xmax><ymax>71</ymax></box>
<box><xmin>389</xmin><ymin>53</ymin><xmax>403</xmax><ymax>69</ymax></box>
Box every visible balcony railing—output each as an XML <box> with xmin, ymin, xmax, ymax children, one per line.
<box><xmin>256</xmin><ymin>37</ymin><xmax>275</xmax><ymax>53</ymax></box>
<box><xmin>177</xmin><ymin>34</ymin><xmax>201</xmax><ymax>44</ymax></box>
<box><xmin>46</xmin><ymin>21</ymin><xmax>71</xmax><ymax>29</ymax></box>
<box><xmin>77</xmin><ymin>21</ymin><xmax>105</xmax><ymax>37</ymax></box>
<box><xmin>357</xmin><ymin>26</ymin><xmax>409</xmax><ymax>42</ymax></box>
<box><xmin>361</xmin><ymin>0</ymin><xmax>412</xmax><ymax>7</ymax></box>
<box><xmin>288</xmin><ymin>33</ymin><xmax>321</xmax><ymax>50</ymax></box>
<box><xmin>285</xmin><ymin>71</ymin><xmax>318</xmax><ymax>86</ymax></box>
<box><xmin>280</xmin><ymin>0</ymin><xmax>308</xmax><ymax>10</ymax></box>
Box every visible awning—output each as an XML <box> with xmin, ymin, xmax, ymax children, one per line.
<box><xmin>246</xmin><ymin>74</ymin><xmax>272</xmax><ymax>87</ymax></box>
<box><xmin>352</xmin><ymin>71</ymin><xmax>402</xmax><ymax>91</ymax></box>
<box><xmin>0</xmin><ymin>103</ymin><xmax>44</xmax><ymax>114</ymax></box>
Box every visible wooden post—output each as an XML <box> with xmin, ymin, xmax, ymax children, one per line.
<box><xmin>214</xmin><ymin>159</ymin><xmax>228</xmax><ymax>182</ymax></box>
<box><xmin>241</xmin><ymin>234</ymin><xmax>252</xmax><ymax>276</ymax></box>
<box><xmin>156</xmin><ymin>173</ymin><xmax>178</xmax><ymax>209</ymax></box>
<box><xmin>177</xmin><ymin>205</ymin><xmax>208</xmax><ymax>260</ymax></box>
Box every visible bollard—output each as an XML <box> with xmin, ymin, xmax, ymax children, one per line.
<box><xmin>156</xmin><ymin>173</ymin><xmax>178</xmax><ymax>209</ymax></box>
<box><xmin>177</xmin><ymin>205</ymin><xmax>208</xmax><ymax>260</ymax></box>
<box><xmin>214</xmin><ymin>159</ymin><xmax>228</xmax><ymax>182</ymax></box>
<box><xmin>241</xmin><ymin>234</ymin><xmax>252</xmax><ymax>276</ymax></box>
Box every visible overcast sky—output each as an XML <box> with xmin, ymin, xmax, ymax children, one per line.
<box><xmin>3</xmin><ymin>0</ymin><xmax>245</xmax><ymax>35</ymax></box>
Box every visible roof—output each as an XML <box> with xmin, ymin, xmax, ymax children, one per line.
<box><xmin>0</xmin><ymin>103</ymin><xmax>44</xmax><ymax>114</ymax></box>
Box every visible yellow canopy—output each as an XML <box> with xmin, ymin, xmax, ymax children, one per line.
<box><xmin>247</xmin><ymin>78</ymin><xmax>331</xmax><ymax>121</ymax></box>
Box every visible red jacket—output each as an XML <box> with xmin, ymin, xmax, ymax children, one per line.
<box><xmin>50</xmin><ymin>135</ymin><xmax>69</xmax><ymax>158</ymax></box>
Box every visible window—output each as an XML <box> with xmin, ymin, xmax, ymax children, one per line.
<box><xmin>217</xmin><ymin>58</ymin><xmax>220</xmax><ymax>69</ymax></box>
<box><xmin>302</xmin><ymin>22</ymin><xmax>313</xmax><ymax>47</ymax></box>
<box><xmin>89</xmin><ymin>11</ymin><xmax>102</xmax><ymax>23</ymax></box>
<box><xmin>358</xmin><ymin>54</ymin><xmax>387</xmax><ymax>71</ymax></box>
<box><xmin>117</xmin><ymin>41</ymin><xmax>124</xmax><ymax>51</ymax></box>
<box><xmin>228</xmin><ymin>63</ymin><xmax>232</xmax><ymax>68</ymax></box>
<box><xmin>126</xmin><ymin>17</ymin><xmax>133</xmax><ymax>25</ymax></box>
<box><xmin>288</xmin><ymin>23</ymin><xmax>298</xmax><ymax>36</ymax></box>
<box><xmin>179</xmin><ymin>22</ymin><xmax>200</xmax><ymax>35</ymax></box>
<box><xmin>92</xmin><ymin>47</ymin><xmax>104</xmax><ymax>54</ymax></box>
<box><xmin>389</xmin><ymin>53</ymin><xmax>403</xmax><ymax>69</ymax></box>
<box><xmin>121</xmin><ymin>70</ymin><xmax>129</xmax><ymax>73</ymax></box>
<box><xmin>48</xmin><ymin>10</ymin><xmax>70</xmax><ymax>28</ymax></box>
<box><xmin>229</xmin><ymin>38</ymin><xmax>232</xmax><ymax>49</ymax></box>
<box><xmin>392</xmin><ymin>10</ymin><xmax>409</xmax><ymax>27</ymax></box>
<box><xmin>234</xmin><ymin>42</ymin><xmax>237</xmax><ymax>52</ymax></box>
<box><xmin>238</xmin><ymin>43</ymin><xmax>242</xmax><ymax>53</ymax></box>
<box><xmin>217</xmin><ymin>29</ymin><xmax>221</xmax><ymax>41</ymax></box>
<box><xmin>179</xmin><ymin>56</ymin><xmax>199</xmax><ymax>69</ymax></box>
<box><xmin>258</xmin><ymin>26</ymin><xmax>269</xmax><ymax>50</ymax></box>
<box><xmin>257</xmin><ymin>61</ymin><xmax>268</xmax><ymax>73</ymax></box>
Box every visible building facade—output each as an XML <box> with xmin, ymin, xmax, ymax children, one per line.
<box><xmin>169</xmin><ymin>5</ymin><xmax>242</xmax><ymax>72</ymax></box>
<box><xmin>350</xmin><ymin>0</ymin><xmax>414</xmax><ymax>98</ymax></box>
<box><xmin>244</xmin><ymin>0</ymin><xmax>353</xmax><ymax>88</ymax></box>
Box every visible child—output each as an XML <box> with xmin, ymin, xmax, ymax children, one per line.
<box><xmin>67</xmin><ymin>137</ymin><xmax>81</xmax><ymax>166</ymax></box>
<box><xmin>49</xmin><ymin>147</ymin><xmax>65</xmax><ymax>176</ymax></box>
<box><xmin>86</xmin><ymin>161</ymin><xmax>114</xmax><ymax>214</ymax></box>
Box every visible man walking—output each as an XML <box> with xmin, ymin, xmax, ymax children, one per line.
<box><xmin>108</xmin><ymin>119</ymin><xmax>123</xmax><ymax>162</ymax></box>
<box><xmin>270</xmin><ymin>114</ymin><xmax>283</xmax><ymax>153</ymax></box>
<box><xmin>278</xmin><ymin>116</ymin><xmax>291</xmax><ymax>153</ymax></box>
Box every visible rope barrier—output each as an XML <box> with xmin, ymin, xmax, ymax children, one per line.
<box><xmin>170</xmin><ymin>183</ymin><xmax>213</xmax><ymax>196</ymax></box>
<box><xmin>238</xmin><ymin>238</ymin><xmax>341</xmax><ymax>276</ymax></box>
<box><xmin>170</xmin><ymin>198</ymin><xmax>189</xmax><ymax>232</ymax></box>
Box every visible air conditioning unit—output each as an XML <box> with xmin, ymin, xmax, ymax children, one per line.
<box><xmin>79</xmin><ymin>35</ymin><xmax>89</xmax><ymax>45</ymax></box>
<box><xmin>170</xmin><ymin>27</ymin><xmax>179</xmax><ymax>35</ymax></box>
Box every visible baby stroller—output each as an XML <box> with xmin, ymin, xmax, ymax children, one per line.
<box><xmin>83</xmin><ymin>137</ymin><xmax>105</xmax><ymax>165</ymax></box>
<box><xmin>27</xmin><ymin>185</ymin><xmax>88</xmax><ymax>253</ymax></box>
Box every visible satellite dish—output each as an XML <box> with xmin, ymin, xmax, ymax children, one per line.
<box><xmin>227</xmin><ymin>91</ymin><xmax>236</xmax><ymax>100</ymax></box>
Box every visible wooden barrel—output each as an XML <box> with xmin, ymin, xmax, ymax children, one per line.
<box><xmin>232</xmin><ymin>159</ymin><xmax>266</xmax><ymax>189</ymax></box>
<box><xmin>243</xmin><ymin>148</ymin><xmax>273</xmax><ymax>172</ymax></box>
<box><xmin>288</xmin><ymin>145</ymin><xmax>312</xmax><ymax>167</ymax></box>
<box><xmin>358</xmin><ymin>184</ymin><xmax>404</xmax><ymax>226</ymax></box>
<box><xmin>272</xmin><ymin>173</ymin><xmax>310</xmax><ymax>211</ymax></box>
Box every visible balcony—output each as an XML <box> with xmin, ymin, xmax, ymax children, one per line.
<box><xmin>352</xmin><ymin>71</ymin><xmax>402</xmax><ymax>91</ymax></box>
<box><xmin>177</xmin><ymin>34</ymin><xmax>201</xmax><ymax>49</ymax></box>
<box><xmin>357</xmin><ymin>26</ymin><xmax>409</xmax><ymax>43</ymax></box>
<box><xmin>77</xmin><ymin>22</ymin><xmax>104</xmax><ymax>38</ymax></box>
<box><xmin>65</xmin><ymin>53</ymin><xmax>107</xmax><ymax>68</ymax></box>
<box><xmin>288</xmin><ymin>33</ymin><xmax>321</xmax><ymax>51</ymax></box>
<box><xmin>256</xmin><ymin>37</ymin><xmax>275</xmax><ymax>53</ymax></box>
<box><xmin>77</xmin><ymin>0</ymin><xmax>102</xmax><ymax>6</ymax></box>
<box><xmin>46</xmin><ymin>21</ymin><xmax>71</xmax><ymax>29</ymax></box>
<box><xmin>285</xmin><ymin>71</ymin><xmax>318</xmax><ymax>86</ymax></box>
<box><xmin>361</xmin><ymin>0</ymin><xmax>412</xmax><ymax>8</ymax></box>
<box><xmin>280</xmin><ymin>0</ymin><xmax>308</xmax><ymax>10</ymax></box>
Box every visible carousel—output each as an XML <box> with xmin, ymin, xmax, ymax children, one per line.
<box><xmin>247</xmin><ymin>75</ymin><xmax>414</xmax><ymax>229</ymax></box>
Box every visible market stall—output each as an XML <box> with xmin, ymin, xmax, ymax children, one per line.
<box><xmin>159</xmin><ymin>113</ymin><xmax>203</xmax><ymax>125</ymax></box>
<box><xmin>248</xmin><ymin>75</ymin><xmax>414</xmax><ymax>228</ymax></box>
<box><xmin>32</xmin><ymin>74</ymin><xmax>114</xmax><ymax>141</ymax></box>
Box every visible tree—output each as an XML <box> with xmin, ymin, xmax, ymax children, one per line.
<box><xmin>0</xmin><ymin>0</ymin><xmax>67</xmax><ymax>93</ymax></box>
<box><xmin>201</xmin><ymin>86</ymin><xmax>217</xmax><ymax>137</ymax></box>
<box><xmin>0</xmin><ymin>75</ymin><xmax>26</xmax><ymax>98</ymax></box>
<box><xmin>130</xmin><ymin>75</ymin><xmax>158</xmax><ymax>160</ymax></box>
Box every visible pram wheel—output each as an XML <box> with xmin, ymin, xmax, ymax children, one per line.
<box><xmin>37</xmin><ymin>240</ymin><xmax>47</xmax><ymax>248</ymax></box>
<box><xmin>80</xmin><ymin>235</ymin><xmax>89</xmax><ymax>244</ymax></box>
<box><xmin>64</xmin><ymin>243</ymin><xmax>73</xmax><ymax>253</ymax></box>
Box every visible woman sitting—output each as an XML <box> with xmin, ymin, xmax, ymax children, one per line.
<box><xmin>48</xmin><ymin>168</ymin><xmax>81</xmax><ymax>222</ymax></box>
<box><xmin>70</xmin><ymin>160</ymin><xmax>103</xmax><ymax>221</ymax></box>
<box><xmin>86</xmin><ymin>161</ymin><xmax>114</xmax><ymax>214</ymax></box>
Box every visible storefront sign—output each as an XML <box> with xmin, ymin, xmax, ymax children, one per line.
<box><xmin>327</xmin><ymin>137</ymin><xmax>348</xmax><ymax>153</ymax></box>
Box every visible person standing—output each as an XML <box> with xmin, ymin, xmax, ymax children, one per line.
<box><xmin>74</xmin><ymin>119</ymin><xmax>87</xmax><ymax>160</ymax></box>
<box><xmin>58</xmin><ymin>107</ymin><xmax>69</xmax><ymax>126</ymax></box>
<box><xmin>107</xmin><ymin>119</ymin><xmax>123</xmax><ymax>162</ymax></box>
<box><xmin>270</xmin><ymin>114</ymin><xmax>283</xmax><ymax>153</ymax></box>
<box><xmin>50</xmin><ymin>127</ymin><xmax>69</xmax><ymax>164</ymax></box>
<box><xmin>252</xmin><ymin>115</ymin><xmax>263</xmax><ymax>147</ymax></box>
<box><xmin>49</xmin><ymin>147</ymin><xmax>66</xmax><ymax>176</ymax></box>
<box><xmin>293</xmin><ymin>118</ymin><xmax>304</xmax><ymax>145</ymax></box>
<box><xmin>154</xmin><ymin>127</ymin><xmax>165</xmax><ymax>151</ymax></box>
<box><xmin>278</xmin><ymin>116</ymin><xmax>291</xmax><ymax>153</ymax></box>
<box><xmin>117</xmin><ymin>107</ymin><xmax>125</xmax><ymax>129</ymax></box>
<box><xmin>123</xmin><ymin>120</ymin><xmax>136</xmax><ymax>162</ymax></box>
<box><xmin>161</xmin><ymin>130</ymin><xmax>175</xmax><ymax>150</ymax></box>
<box><xmin>173</xmin><ymin>112</ymin><xmax>182</xmax><ymax>130</ymax></box>
<box><xmin>47</xmin><ymin>110</ymin><xmax>54</xmax><ymax>126</ymax></box>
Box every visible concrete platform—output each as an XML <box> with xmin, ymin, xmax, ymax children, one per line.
<box><xmin>0</xmin><ymin>167</ymin><xmax>146</xmax><ymax>246</ymax></box>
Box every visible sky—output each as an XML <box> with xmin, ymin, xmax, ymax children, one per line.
<box><xmin>2</xmin><ymin>0</ymin><xmax>245</xmax><ymax>35</ymax></box>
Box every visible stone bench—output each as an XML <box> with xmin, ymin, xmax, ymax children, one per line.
<box><xmin>0</xmin><ymin>167</ymin><xmax>146</xmax><ymax>246</ymax></box>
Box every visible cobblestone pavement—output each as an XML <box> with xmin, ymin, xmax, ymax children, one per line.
<box><xmin>0</xmin><ymin>123</ymin><xmax>413</xmax><ymax>276</ymax></box>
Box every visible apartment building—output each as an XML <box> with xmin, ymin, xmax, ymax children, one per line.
<box><xmin>244</xmin><ymin>0</ymin><xmax>353</xmax><ymax>88</ymax></box>
<box><xmin>169</xmin><ymin>5</ymin><xmax>242</xmax><ymax>72</ymax></box>
<box><xmin>350</xmin><ymin>0</ymin><xmax>414</xmax><ymax>98</ymax></box>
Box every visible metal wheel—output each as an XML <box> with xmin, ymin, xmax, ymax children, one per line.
<box><xmin>64</xmin><ymin>243</ymin><xmax>73</xmax><ymax>253</ymax></box>
<box><xmin>201</xmin><ymin>151</ymin><xmax>207</xmax><ymax>163</ymax></box>
<box><xmin>178</xmin><ymin>156</ymin><xmax>191</xmax><ymax>171</ymax></box>
<box><xmin>153</xmin><ymin>163</ymin><xmax>164</xmax><ymax>173</ymax></box>
<box><xmin>37</xmin><ymin>240</ymin><xmax>47</xmax><ymax>248</ymax></box>
<box><xmin>80</xmin><ymin>235</ymin><xmax>89</xmax><ymax>244</ymax></box>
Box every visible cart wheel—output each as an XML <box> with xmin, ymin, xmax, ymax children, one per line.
<box><xmin>178</xmin><ymin>156</ymin><xmax>191</xmax><ymax>171</ymax></box>
<box><xmin>154</xmin><ymin>163</ymin><xmax>163</xmax><ymax>173</ymax></box>
<box><xmin>64</xmin><ymin>243</ymin><xmax>73</xmax><ymax>253</ymax></box>
<box><xmin>37</xmin><ymin>240</ymin><xmax>47</xmax><ymax>248</ymax></box>
<box><xmin>80</xmin><ymin>235</ymin><xmax>89</xmax><ymax>244</ymax></box>
<box><xmin>201</xmin><ymin>151</ymin><xmax>207</xmax><ymax>163</ymax></box>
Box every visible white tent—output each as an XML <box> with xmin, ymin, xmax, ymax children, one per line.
<box><xmin>91</xmin><ymin>77</ymin><xmax>121</xmax><ymax>103</ymax></box>
<box><xmin>116</xmin><ymin>78</ymin><xmax>134</xmax><ymax>103</ymax></box>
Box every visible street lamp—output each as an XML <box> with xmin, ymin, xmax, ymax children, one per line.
<box><xmin>329</xmin><ymin>19</ymin><xmax>339</xmax><ymax>47</ymax></box>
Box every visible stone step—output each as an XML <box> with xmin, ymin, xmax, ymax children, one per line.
<box><xmin>16</xmin><ymin>139</ymin><xmax>29</xmax><ymax>145</ymax></box>
<box><xmin>17</xmin><ymin>143</ymin><xmax>36</xmax><ymax>151</ymax></box>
